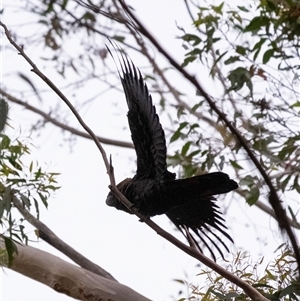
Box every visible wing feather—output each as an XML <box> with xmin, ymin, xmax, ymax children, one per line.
<box><xmin>166</xmin><ymin>196</ymin><xmax>233</xmax><ymax>260</ymax></box>
<box><xmin>107</xmin><ymin>44</ymin><xmax>170</xmax><ymax>182</ymax></box>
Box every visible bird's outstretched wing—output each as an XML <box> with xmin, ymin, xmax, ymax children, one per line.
<box><xmin>107</xmin><ymin>45</ymin><xmax>172</xmax><ymax>183</ymax></box>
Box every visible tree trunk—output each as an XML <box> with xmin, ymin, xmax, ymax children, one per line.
<box><xmin>0</xmin><ymin>239</ymin><xmax>152</xmax><ymax>301</ymax></box>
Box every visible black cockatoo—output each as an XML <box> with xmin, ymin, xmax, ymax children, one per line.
<box><xmin>106</xmin><ymin>46</ymin><xmax>238</xmax><ymax>260</ymax></box>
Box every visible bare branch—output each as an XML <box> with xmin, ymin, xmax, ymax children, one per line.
<box><xmin>0</xmin><ymin>88</ymin><xmax>133</xmax><ymax>149</ymax></box>
<box><xmin>12</xmin><ymin>196</ymin><xmax>117</xmax><ymax>281</ymax></box>
<box><xmin>234</xmin><ymin>189</ymin><xmax>300</xmax><ymax>230</ymax></box>
<box><xmin>257</xmin><ymin>199</ymin><xmax>300</xmax><ymax>228</ymax></box>
<box><xmin>0</xmin><ymin>239</ymin><xmax>152</xmax><ymax>301</ymax></box>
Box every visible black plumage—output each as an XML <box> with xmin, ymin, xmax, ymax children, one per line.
<box><xmin>106</xmin><ymin>46</ymin><xmax>238</xmax><ymax>260</ymax></box>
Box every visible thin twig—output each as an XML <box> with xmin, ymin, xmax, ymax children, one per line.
<box><xmin>0</xmin><ymin>88</ymin><xmax>133</xmax><ymax>149</ymax></box>
<box><xmin>234</xmin><ymin>189</ymin><xmax>300</xmax><ymax>229</ymax></box>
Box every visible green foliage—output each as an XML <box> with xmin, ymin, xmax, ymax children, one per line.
<box><xmin>3</xmin><ymin>236</ymin><xmax>18</xmax><ymax>267</ymax></box>
<box><xmin>167</xmin><ymin>115</ymin><xmax>227</xmax><ymax>178</ymax></box>
<box><xmin>0</xmin><ymin>134</ymin><xmax>60</xmax><ymax>262</ymax></box>
<box><xmin>0</xmin><ymin>98</ymin><xmax>9</xmax><ymax>133</ymax></box>
<box><xmin>227</xmin><ymin>67</ymin><xmax>253</xmax><ymax>95</ymax></box>
<box><xmin>176</xmin><ymin>245</ymin><xmax>300</xmax><ymax>301</ymax></box>
<box><xmin>171</xmin><ymin>0</ymin><xmax>300</xmax><ymax>204</ymax></box>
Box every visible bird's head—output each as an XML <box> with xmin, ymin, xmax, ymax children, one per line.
<box><xmin>106</xmin><ymin>178</ymin><xmax>133</xmax><ymax>214</ymax></box>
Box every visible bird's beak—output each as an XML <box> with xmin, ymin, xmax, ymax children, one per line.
<box><xmin>106</xmin><ymin>194</ymin><xmax>116</xmax><ymax>207</ymax></box>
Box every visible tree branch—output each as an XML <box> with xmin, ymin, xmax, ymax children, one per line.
<box><xmin>12</xmin><ymin>196</ymin><xmax>117</xmax><ymax>281</ymax></box>
<box><xmin>0</xmin><ymin>239</ymin><xmax>151</xmax><ymax>301</ymax></box>
<box><xmin>0</xmin><ymin>88</ymin><xmax>133</xmax><ymax>149</ymax></box>
<box><xmin>234</xmin><ymin>189</ymin><xmax>300</xmax><ymax>230</ymax></box>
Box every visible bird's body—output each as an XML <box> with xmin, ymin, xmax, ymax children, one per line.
<box><xmin>107</xmin><ymin>172</ymin><xmax>236</xmax><ymax>217</ymax></box>
<box><xmin>106</xmin><ymin>45</ymin><xmax>238</xmax><ymax>260</ymax></box>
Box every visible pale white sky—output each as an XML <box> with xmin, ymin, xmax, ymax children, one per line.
<box><xmin>1</xmin><ymin>1</ymin><xmax>297</xmax><ymax>300</ymax></box>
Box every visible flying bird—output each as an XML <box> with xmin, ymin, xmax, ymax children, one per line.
<box><xmin>106</xmin><ymin>45</ymin><xmax>238</xmax><ymax>260</ymax></box>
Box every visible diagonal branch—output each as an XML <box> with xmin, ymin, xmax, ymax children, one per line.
<box><xmin>235</xmin><ymin>189</ymin><xmax>300</xmax><ymax>230</ymax></box>
<box><xmin>0</xmin><ymin>88</ymin><xmax>133</xmax><ymax>149</ymax></box>
<box><xmin>0</xmin><ymin>239</ymin><xmax>151</xmax><ymax>301</ymax></box>
<box><xmin>12</xmin><ymin>195</ymin><xmax>117</xmax><ymax>282</ymax></box>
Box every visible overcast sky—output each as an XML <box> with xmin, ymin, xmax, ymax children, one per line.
<box><xmin>1</xmin><ymin>1</ymin><xmax>297</xmax><ymax>300</ymax></box>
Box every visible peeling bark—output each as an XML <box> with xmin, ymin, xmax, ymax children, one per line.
<box><xmin>0</xmin><ymin>240</ymin><xmax>152</xmax><ymax>301</ymax></box>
